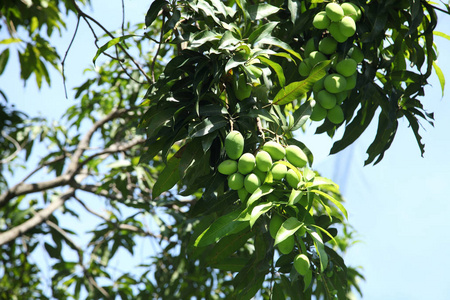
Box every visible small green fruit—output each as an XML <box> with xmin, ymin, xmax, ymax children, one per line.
<box><xmin>271</xmin><ymin>163</ymin><xmax>287</xmax><ymax>180</ymax></box>
<box><xmin>218</xmin><ymin>160</ymin><xmax>238</xmax><ymax>175</ymax></box>
<box><xmin>298</xmin><ymin>59</ymin><xmax>312</xmax><ymax>77</ymax></box>
<box><xmin>235</xmin><ymin>75</ymin><xmax>252</xmax><ymax>100</ymax></box>
<box><xmin>339</xmin><ymin>16</ymin><xmax>356</xmax><ymax>37</ymax></box>
<box><xmin>294</xmin><ymin>254</ymin><xmax>310</xmax><ymax>276</ymax></box>
<box><xmin>312</xmin><ymin>77</ymin><xmax>325</xmax><ymax>94</ymax></box>
<box><xmin>262</xmin><ymin>141</ymin><xmax>286</xmax><ymax>161</ymax></box>
<box><xmin>256</xmin><ymin>150</ymin><xmax>273</xmax><ymax>172</ymax></box>
<box><xmin>348</xmin><ymin>46</ymin><xmax>364</xmax><ymax>63</ymax></box>
<box><xmin>336</xmin><ymin>58</ymin><xmax>357</xmax><ymax>77</ymax></box>
<box><xmin>324</xmin><ymin>74</ymin><xmax>347</xmax><ymax>93</ymax></box>
<box><xmin>317</xmin><ymin>90</ymin><xmax>337</xmax><ymax>109</ymax></box>
<box><xmin>244</xmin><ymin>173</ymin><xmax>261</xmax><ymax>193</ymax></box>
<box><xmin>327</xmin><ymin>105</ymin><xmax>345</xmax><ymax>124</ymax></box>
<box><xmin>253</xmin><ymin>168</ymin><xmax>267</xmax><ymax>183</ymax></box>
<box><xmin>348</xmin><ymin>3</ymin><xmax>362</xmax><ymax>21</ymax></box>
<box><xmin>345</xmin><ymin>73</ymin><xmax>357</xmax><ymax>91</ymax></box>
<box><xmin>269</xmin><ymin>213</ymin><xmax>284</xmax><ymax>238</ymax></box>
<box><xmin>310</xmin><ymin>101</ymin><xmax>327</xmax><ymax>121</ymax></box>
<box><xmin>318</xmin><ymin>36</ymin><xmax>338</xmax><ymax>55</ymax></box>
<box><xmin>238</xmin><ymin>153</ymin><xmax>256</xmax><ymax>174</ymax></box>
<box><xmin>238</xmin><ymin>188</ymin><xmax>249</xmax><ymax>202</ymax></box>
<box><xmin>228</xmin><ymin>172</ymin><xmax>244</xmax><ymax>190</ymax></box>
<box><xmin>278</xmin><ymin>235</ymin><xmax>295</xmax><ymax>254</ymax></box>
<box><xmin>312</xmin><ymin>11</ymin><xmax>331</xmax><ymax>29</ymax></box>
<box><xmin>326</xmin><ymin>2</ymin><xmax>344</xmax><ymax>22</ymax></box>
<box><xmin>286</xmin><ymin>168</ymin><xmax>301</xmax><ymax>189</ymax></box>
<box><xmin>285</xmin><ymin>145</ymin><xmax>308</xmax><ymax>168</ymax></box>
<box><xmin>225</xmin><ymin>131</ymin><xmax>244</xmax><ymax>160</ymax></box>
<box><xmin>308</xmin><ymin>51</ymin><xmax>328</xmax><ymax>68</ymax></box>
<box><xmin>335</xmin><ymin>91</ymin><xmax>348</xmax><ymax>104</ymax></box>
<box><xmin>341</xmin><ymin>3</ymin><xmax>358</xmax><ymax>21</ymax></box>
<box><xmin>328</xmin><ymin>22</ymin><xmax>347</xmax><ymax>43</ymax></box>
<box><xmin>304</xmin><ymin>38</ymin><xmax>316</xmax><ymax>57</ymax></box>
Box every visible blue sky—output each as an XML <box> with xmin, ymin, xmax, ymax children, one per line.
<box><xmin>2</xmin><ymin>2</ymin><xmax>450</xmax><ymax>299</ymax></box>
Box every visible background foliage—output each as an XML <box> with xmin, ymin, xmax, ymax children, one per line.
<box><xmin>0</xmin><ymin>0</ymin><xmax>449</xmax><ymax>299</ymax></box>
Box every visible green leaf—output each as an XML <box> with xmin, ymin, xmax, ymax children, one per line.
<box><xmin>290</xmin><ymin>101</ymin><xmax>312</xmax><ymax>131</ymax></box>
<box><xmin>273</xmin><ymin>60</ymin><xmax>329</xmax><ymax>105</ymax></box>
<box><xmin>274</xmin><ymin>217</ymin><xmax>304</xmax><ymax>246</ymax></box>
<box><xmin>194</xmin><ymin>208</ymin><xmax>249</xmax><ymax>247</ymax></box>
<box><xmin>93</xmin><ymin>35</ymin><xmax>137</xmax><ymax>65</ymax></box>
<box><xmin>432</xmin><ymin>61</ymin><xmax>445</xmax><ymax>97</ymax></box>
<box><xmin>257</xmin><ymin>37</ymin><xmax>301</xmax><ymax>60</ymax></box>
<box><xmin>145</xmin><ymin>0</ymin><xmax>169</xmax><ymax>28</ymax></box>
<box><xmin>189</xmin><ymin>116</ymin><xmax>227</xmax><ymax>138</ymax></box>
<box><xmin>211</xmin><ymin>257</ymin><xmax>249</xmax><ymax>272</ymax></box>
<box><xmin>152</xmin><ymin>155</ymin><xmax>181</xmax><ymax>198</ymax></box>
<box><xmin>248</xmin><ymin>3</ymin><xmax>280</xmax><ymax>21</ymax></box>
<box><xmin>0</xmin><ymin>48</ymin><xmax>10</xmax><ymax>76</ymax></box>
<box><xmin>308</xmin><ymin>230</ymin><xmax>328</xmax><ymax>272</ymax></box>
<box><xmin>246</xmin><ymin>184</ymin><xmax>273</xmax><ymax>207</ymax></box>
<box><xmin>434</xmin><ymin>30</ymin><xmax>450</xmax><ymax>41</ymax></box>
<box><xmin>311</xmin><ymin>189</ymin><xmax>348</xmax><ymax>220</ymax></box>
<box><xmin>206</xmin><ymin>230</ymin><xmax>253</xmax><ymax>264</ymax></box>
<box><xmin>248</xmin><ymin>22</ymin><xmax>278</xmax><ymax>45</ymax></box>
<box><xmin>258</xmin><ymin>56</ymin><xmax>285</xmax><ymax>87</ymax></box>
<box><xmin>249</xmin><ymin>202</ymin><xmax>273</xmax><ymax>227</ymax></box>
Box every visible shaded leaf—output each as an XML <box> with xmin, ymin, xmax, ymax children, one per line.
<box><xmin>152</xmin><ymin>155</ymin><xmax>181</xmax><ymax>198</ymax></box>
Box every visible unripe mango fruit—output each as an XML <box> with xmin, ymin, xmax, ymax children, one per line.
<box><xmin>238</xmin><ymin>153</ymin><xmax>256</xmax><ymax>174</ymax></box>
<box><xmin>255</xmin><ymin>150</ymin><xmax>273</xmax><ymax>172</ymax></box>
<box><xmin>341</xmin><ymin>2</ymin><xmax>358</xmax><ymax>21</ymax></box>
<box><xmin>238</xmin><ymin>188</ymin><xmax>249</xmax><ymax>202</ymax></box>
<box><xmin>234</xmin><ymin>75</ymin><xmax>252</xmax><ymax>100</ymax></box>
<box><xmin>336</xmin><ymin>58</ymin><xmax>357</xmax><ymax>77</ymax></box>
<box><xmin>339</xmin><ymin>16</ymin><xmax>356</xmax><ymax>37</ymax></box>
<box><xmin>328</xmin><ymin>22</ymin><xmax>347</xmax><ymax>43</ymax></box>
<box><xmin>327</xmin><ymin>105</ymin><xmax>344</xmax><ymax>124</ymax></box>
<box><xmin>318</xmin><ymin>36</ymin><xmax>338</xmax><ymax>55</ymax></box>
<box><xmin>278</xmin><ymin>235</ymin><xmax>295</xmax><ymax>254</ymax></box>
<box><xmin>244</xmin><ymin>173</ymin><xmax>261</xmax><ymax>193</ymax></box>
<box><xmin>304</xmin><ymin>38</ymin><xmax>316</xmax><ymax>57</ymax></box>
<box><xmin>313</xmin><ymin>77</ymin><xmax>325</xmax><ymax>94</ymax></box>
<box><xmin>348</xmin><ymin>46</ymin><xmax>364</xmax><ymax>63</ymax></box>
<box><xmin>298</xmin><ymin>59</ymin><xmax>312</xmax><ymax>77</ymax></box>
<box><xmin>271</xmin><ymin>163</ymin><xmax>287</xmax><ymax>180</ymax></box>
<box><xmin>286</xmin><ymin>168</ymin><xmax>301</xmax><ymax>188</ymax></box>
<box><xmin>309</xmin><ymin>51</ymin><xmax>328</xmax><ymax>67</ymax></box>
<box><xmin>225</xmin><ymin>131</ymin><xmax>244</xmax><ymax>160</ymax></box>
<box><xmin>262</xmin><ymin>141</ymin><xmax>286</xmax><ymax>160</ymax></box>
<box><xmin>345</xmin><ymin>74</ymin><xmax>357</xmax><ymax>91</ymax></box>
<box><xmin>286</xmin><ymin>145</ymin><xmax>308</xmax><ymax>168</ymax></box>
<box><xmin>324</xmin><ymin>74</ymin><xmax>347</xmax><ymax>93</ymax></box>
<box><xmin>218</xmin><ymin>160</ymin><xmax>238</xmax><ymax>175</ymax></box>
<box><xmin>253</xmin><ymin>168</ymin><xmax>267</xmax><ymax>183</ymax></box>
<box><xmin>228</xmin><ymin>172</ymin><xmax>244</xmax><ymax>190</ymax></box>
<box><xmin>294</xmin><ymin>254</ymin><xmax>310</xmax><ymax>276</ymax></box>
<box><xmin>326</xmin><ymin>2</ymin><xmax>344</xmax><ymax>22</ymax></box>
<box><xmin>312</xmin><ymin>11</ymin><xmax>331</xmax><ymax>29</ymax></box>
<box><xmin>310</xmin><ymin>101</ymin><xmax>327</xmax><ymax>121</ymax></box>
<box><xmin>317</xmin><ymin>90</ymin><xmax>337</xmax><ymax>109</ymax></box>
<box><xmin>269</xmin><ymin>213</ymin><xmax>284</xmax><ymax>238</ymax></box>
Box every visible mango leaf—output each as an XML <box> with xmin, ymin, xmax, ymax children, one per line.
<box><xmin>257</xmin><ymin>37</ymin><xmax>302</xmax><ymax>60</ymax></box>
<box><xmin>249</xmin><ymin>202</ymin><xmax>273</xmax><ymax>227</ymax></box>
<box><xmin>308</xmin><ymin>230</ymin><xmax>328</xmax><ymax>272</ymax></box>
<box><xmin>246</xmin><ymin>184</ymin><xmax>274</xmax><ymax>207</ymax></box>
<box><xmin>152</xmin><ymin>155</ymin><xmax>181</xmax><ymax>198</ymax></box>
<box><xmin>258</xmin><ymin>56</ymin><xmax>285</xmax><ymax>87</ymax></box>
<box><xmin>211</xmin><ymin>257</ymin><xmax>249</xmax><ymax>272</ymax></box>
<box><xmin>145</xmin><ymin>0</ymin><xmax>169</xmax><ymax>27</ymax></box>
<box><xmin>273</xmin><ymin>60</ymin><xmax>329</xmax><ymax>105</ymax></box>
<box><xmin>311</xmin><ymin>189</ymin><xmax>348</xmax><ymax>220</ymax></box>
<box><xmin>194</xmin><ymin>208</ymin><xmax>249</xmax><ymax>247</ymax></box>
<box><xmin>290</xmin><ymin>100</ymin><xmax>312</xmax><ymax>131</ymax></box>
<box><xmin>248</xmin><ymin>22</ymin><xmax>278</xmax><ymax>45</ymax></box>
<box><xmin>0</xmin><ymin>48</ymin><xmax>10</xmax><ymax>76</ymax></box>
<box><xmin>206</xmin><ymin>230</ymin><xmax>253</xmax><ymax>264</ymax></box>
<box><xmin>274</xmin><ymin>217</ymin><xmax>304</xmax><ymax>246</ymax></box>
<box><xmin>432</xmin><ymin>61</ymin><xmax>445</xmax><ymax>97</ymax></box>
<box><xmin>288</xmin><ymin>189</ymin><xmax>304</xmax><ymax>206</ymax></box>
<box><xmin>310</xmin><ymin>224</ymin><xmax>337</xmax><ymax>246</ymax></box>
<box><xmin>93</xmin><ymin>35</ymin><xmax>137</xmax><ymax>65</ymax></box>
<box><xmin>248</xmin><ymin>3</ymin><xmax>280</xmax><ymax>20</ymax></box>
<box><xmin>189</xmin><ymin>116</ymin><xmax>227</xmax><ymax>138</ymax></box>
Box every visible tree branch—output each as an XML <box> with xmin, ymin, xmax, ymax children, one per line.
<box><xmin>0</xmin><ymin>188</ymin><xmax>75</xmax><ymax>246</ymax></box>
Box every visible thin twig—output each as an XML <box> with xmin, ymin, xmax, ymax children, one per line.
<box><xmin>0</xmin><ymin>130</ymin><xmax>22</xmax><ymax>164</ymax></box>
<box><xmin>62</xmin><ymin>15</ymin><xmax>81</xmax><ymax>99</ymax></box>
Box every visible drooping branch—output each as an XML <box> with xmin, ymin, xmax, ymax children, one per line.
<box><xmin>0</xmin><ymin>188</ymin><xmax>75</xmax><ymax>246</ymax></box>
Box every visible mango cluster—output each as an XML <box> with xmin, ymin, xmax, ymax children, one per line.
<box><xmin>219</xmin><ymin>131</ymin><xmax>311</xmax><ymax>275</ymax></box>
<box><xmin>219</xmin><ymin>131</ymin><xmax>309</xmax><ymax>194</ymax></box>
<box><xmin>300</xmin><ymin>2</ymin><xmax>364</xmax><ymax>124</ymax></box>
